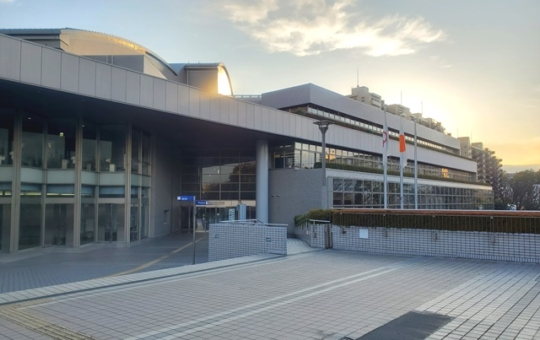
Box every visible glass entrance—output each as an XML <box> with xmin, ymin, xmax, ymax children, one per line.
<box><xmin>98</xmin><ymin>203</ymin><xmax>125</xmax><ymax>242</ymax></box>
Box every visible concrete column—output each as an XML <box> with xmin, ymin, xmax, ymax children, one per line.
<box><xmin>8</xmin><ymin>112</ymin><xmax>22</xmax><ymax>253</ymax></box>
<box><xmin>256</xmin><ymin>140</ymin><xmax>269</xmax><ymax>223</ymax></box>
<box><xmin>123</xmin><ymin>125</ymin><xmax>132</xmax><ymax>243</ymax></box>
<box><xmin>71</xmin><ymin>118</ymin><xmax>83</xmax><ymax>247</ymax></box>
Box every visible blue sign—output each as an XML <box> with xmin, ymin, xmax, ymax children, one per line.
<box><xmin>177</xmin><ymin>195</ymin><xmax>195</xmax><ymax>201</ymax></box>
<box><xmin>196</xmin><ymin>200</ymin><xmax>208</xmax><ymax>206</ymax></box>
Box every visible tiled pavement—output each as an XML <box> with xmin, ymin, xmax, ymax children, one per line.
<box><xmin>0</xmin><ymin>247</ymin><xmax>539</xmax><ymax>339</ymax></box>
<box><xmin>0</xmin><ymin>231</ymin><xmax>209</xmax><ymax>294</ymax></box>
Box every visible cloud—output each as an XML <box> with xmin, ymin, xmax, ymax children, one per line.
<box><xmin>0</xmin><ymin>0</ymin><xmax>14</xmax><ymax>3</ymax></box>
<box><xmin>222</xmin><ymin>0</ymin><xmax>445</xmax><ymax>57</ymax></box>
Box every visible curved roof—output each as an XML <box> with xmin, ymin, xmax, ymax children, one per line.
<box><xmin>0</xmin><ymin>28</ymin><xmax>178</xmax><ymax>78</ymax></box>
<box><xmin>0</xmin><ymin>28</ymin><xmax>234</xmax><ymax>94</ymax></box>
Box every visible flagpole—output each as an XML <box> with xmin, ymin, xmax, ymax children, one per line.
<box><xmin>382</xmin><ymin>106</ymin><xmax>388</xmax><ymax>209</ymax></box>
<box><xmin>399</xmin><ymin>117</ymin><xmax>405</xmax><ymax>209</ymax></box>
<box><xmin>414</xmin><ymin>121</ymin><xmax>418</xmax><ymax>209</ymax></box>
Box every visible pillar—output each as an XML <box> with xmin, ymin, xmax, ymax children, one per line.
<box><xmin>255</xmin><ymin>140</ymin><xmax>269</xmax><ymax>223</ymax></box>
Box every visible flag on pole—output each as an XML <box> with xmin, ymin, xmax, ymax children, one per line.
<box><xmin>399</xmin><ymin>117</ymin><xmax>407</xmax><ymax>169</ymax></box>
<box><xmin>382</xmin><ymin>111</ymin><xmax>389</xmax><ymax>166</ymax></box>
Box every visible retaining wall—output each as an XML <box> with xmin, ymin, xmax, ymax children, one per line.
<box><xmin>331</xmin><ymin>226</ymin><xmax>540</xmax><ymax>263</ymax></box>
<box><xmin>209</xmin><ymin>222</ymin><xmax>287</xmax><ymax>261</ymax></box>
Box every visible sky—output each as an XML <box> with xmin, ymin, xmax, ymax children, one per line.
<box><xmin>1</xmin><ymin>0</ymin><xmax>539</xmax><ymax>172</ymax></box>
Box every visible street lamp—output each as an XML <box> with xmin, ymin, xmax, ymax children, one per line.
<box><xmin>314</xmin><ymin>120</ymin><xmax>334</xmax><ymax>186</ymax></box>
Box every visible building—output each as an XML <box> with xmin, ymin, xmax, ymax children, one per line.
<box><xmin>471</xmin><ymin>142</ymin><xmax>504</xmax><ymax>200</ymax></box>
<box><xmin>347</xmin><ymin>86</ymin><xmax>382</xmax><ymax>109</ymax></box>
<box><xmin>0</xmin><ymin>29</ymin><xmax>493</xmax><ymax>253</ymax></box>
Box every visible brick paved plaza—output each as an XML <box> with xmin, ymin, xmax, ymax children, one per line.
<box><xmin>0</xmin><ymin>238</ymin><xmax>539</xmax><ymax>340</ymax></box>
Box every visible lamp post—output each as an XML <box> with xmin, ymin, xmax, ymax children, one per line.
<box><xmin>314</xmin><ymin>120</ymin><xmax>333</xmax><ymax>186</ymax></box>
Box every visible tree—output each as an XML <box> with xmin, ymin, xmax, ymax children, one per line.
<box><xmin>494</xmin><ymin>171</ymin><xmax>513</xmax><ymax>210</ymax></box>
<box><xmin>510</xmin><ymin>170</ymin><xmax>540</xmax><ymax>210</ymax></box>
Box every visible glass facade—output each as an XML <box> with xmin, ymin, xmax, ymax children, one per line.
<box><xmin>272</xmin><ymin>142</ymin><xmax>476</xmax><ymax>182</ymax></box>
<box><xmin>181</xmin><ymin>149</ymin><xmax>256</xmax><ymax>201</ymax></box>
<box><xmin>0</xmin><ymin>108</ymin><xmax>152</xmax><ymax>252</ymax></box>
<box><xmin>331</xmin><ymin>178</ymin><xmax>494</xmax><ymax>210</ymax></box>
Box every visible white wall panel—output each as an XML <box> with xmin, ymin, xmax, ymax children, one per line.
<box><xmin>0</xmin><ymin>167</ymin><xmax>13</xmax><ymax>182</ymax></box>
<box><xmin>95</xmin><ymin>63</ymin><xmax>112</xmax><ymax>100</ymax></box>
<box><xmin>177</xmin><ymin>85</ymin><xmax>189</xmax><ymax>115</ymax></box>
<box><xmin>219</xmin><ymin>96</ymin><xmax>230</xmax><ymax>124</ymax></box>
<box><xmin>111</xmin><ymin>68</ymin><xmax>126</xmax><ymax>102</ymax></box>
<box><xmin>188</xmin><ymin>87</ymin><xmax>200</xmax><ymax>117</ymax></box>
<box><xmin>41</xmin><ymin>48</ymin><xmax>62</xmax><ymax>89</ymax></box>
<box><xmin>0</xmin><ymin>36</ymin><xmax>20</xmax><ymax>81</ymax></box>
<box><xmin>275</xmin><ymin>110</ymin><xmax>283</xmax><ymax>133</ymax></box>
<box><xmin>139</xmin><ymin>75</ymin><xmax>154</xmax><ymax>108</ymax></box>
<box><xmin>246</xmin><ymin>103</ymin><xmax>254</xmax><ymax>129</ymax></box>
<box><xmin>20</xmin><ymin>43</ymin><xmax>41</xmax><ymax>85</ymax></box>
<box><xmin>125</xmin><ymin>71</ymin><xmax>140</xmax><ymax>105</ymax></box>
<box><xmin>78</xmin><ymin>58</ymin><xmax>96</xmax><ymax>97</ymax></box>
<box><xmin>153</xmin><ymin>78</ymin><xmax>166</xmax><ymax>111</ymax></box>
<box><xmin>81</xmin><ymin>172</ymin><xmax>98</xmax><ymax>185</ymax></box>
<box><xmin>253</xmin><ymin>105</ymin><xmax>263</xmax><ymax>130</ymax></box>
<box><xmin>20</xmin><ymin>168</ymin><xmax>43</xmax><ymax>183</ymax></box>
<box><xmin>210</xmin><ymin>93</ymin><xmax>219</xmax><ymax>122</ymax></box>
<box><xmin>295</xmin><ymin>115</ymin><xmax>302</xmax><ymax>137</ymax></box>
<box><xmin>282</xmin><ymin>112</ymin><xmax>290</xmax><ymax>135</ymax></box>
<box><xmin>60</xmin><ymin>54</ymin><xmax>79</xmax><ymax>92</ymax></box>
<box><xmin>286</xmin><ymin>113</ymin><xmax>294</xmax><ymax>136</ymax></box>
<box><xmin>199</xmin><ymin>90</ymin><xmax>211</xmax><ymax>120</ymax></box>
<box><xmin>229</xmin><ymin>98</ymin><xmax>238</xmax><ymax>126</ymax></box>
<box><xmin>237</xmin><ymin>101</ymin><xmax>247</xmax><ymax>127</ymax></box>
<box><xmin>261</xmin><ymin>106</ymin><xmax>269</xmax><ymax>132</ymax></box>
<box><xmin>46</xmin><ymin>170</ymin><xmax>76</xmax><ymax>183</ymax></box>
<box><xmin>99</xmin><ymin>173</ymin><xmax>126</xmax><ymax>186</ymax></box>
<box><xmin>165</xmin><ymin>82</ymin><xmax>177</xmax><ymax>113</ymax></box>
<box><xmin>301</xmin><ymin>117</ymin><xmax>308</xmax><ymax>139</ymax></box>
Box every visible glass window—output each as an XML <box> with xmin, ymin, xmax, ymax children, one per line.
<box><xmin>100</xmin><ymin>126</ymin><xmax>126</xmax><ymax>172</ymax></box>
<box><xmin>333</xmin><ymin>192</ymin><xmax>343</xmax><ymax>206</ymax></box>
<box><xmin>82</xmin><ymin>123</ymin><xmax>97</xmax><ymax>171</ymax></box>
<box><xmin>99</xmin><ymin>186</ymin><xmax>125</xmax><ymax>198</ymax></box>
<box><xmin>21</xmin><ymin>114</ymin><xmax>44</xmax><ymax>168</ymax></box>
<box><xmin>44</xmin><ymin>203</ymin><xmax>73</xmax><ymax>246</ymax></box>
<box><xmin>344</xmin><ymin>180</ymin><xmax>354</xmax><ymax>192</ymax></box>
<box><xmin>131</xmin><ymin>130</ymin><xmax>140</xmax><ymax>174</ymax></box>
<box><xmin>0</xmin><ymin>109</ymin><xmax>14</xmax><ymax>166</ymax></box>
<box><xmin>97</xmin><ymin>203</ymin><xmax>125</xmax><ymax>242</ymax></box>
<box><xmin>46</xmin><ymin>119</ymin><xmax>76</xmax><ymax>169</ymax></box>
<box><xmin>141</xmin><ymin>133</ymin><xmax>151</xmax><ymax>175</ymax></box>
<box><xmin>46</xmin><ymin>184</ymin><xmax>75</xmax><ymax>197</ymax></box>
<box><xmin>333</xmin><ymin>179</ymin><xmax>343</xmax><ymax>191</ymax></box>
<box><xmin>80</xmin><ymin>202</ymin><xmax>95</xmax><ymax>245</ymax></box>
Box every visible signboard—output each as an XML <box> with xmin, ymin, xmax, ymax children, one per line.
<box><xmin>196</xmin><ymin>200</ymin><xmax>208</xmax><ymax>206</ymax></box>
<box><xmin>228</xmin><ymin>208</ymin><xmax>235</xmax><ymax>221</ymax></box>
<box><xmin>177</xmin><ymin>196</ymin><xmax>195</xmax><ymax>201</ymax></box>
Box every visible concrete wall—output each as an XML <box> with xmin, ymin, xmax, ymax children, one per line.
<box><xmin>269</xmin><ymin>168</ymin><xmax>326</xmax><ymax>233</ymax></box>
<box><xmin>151</xmin><ymin>137</ymin><xmax>175</xmax><ymax>237</ymax></box>
<box><xmin>294</xmin><ymin>223</ymin><xmax>327</xmax><ymax>249</ymax></box>
<box><xmin>208</xmin><ymin>222</ymin><xmax>287</xmax><ymax>261</ymax></box>
<box><xmin>332</xmin><ymin>226</ymin><xmax>540</xmax><ymax>263</ymax></box>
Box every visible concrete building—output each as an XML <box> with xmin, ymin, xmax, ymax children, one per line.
<box><xmin>471</xmin><ymin>142</ymin><xmax>504</xmax><ymax>197</ymax></box>
<box><xmin>0</xmin><ymin>29</ymin><xmax>493</xmax><ymax>253</ymax></box>
<box><xmin>347</xmin><ymin>86</ymin><xmax>382</xmax><ymax>109</ymax></box>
